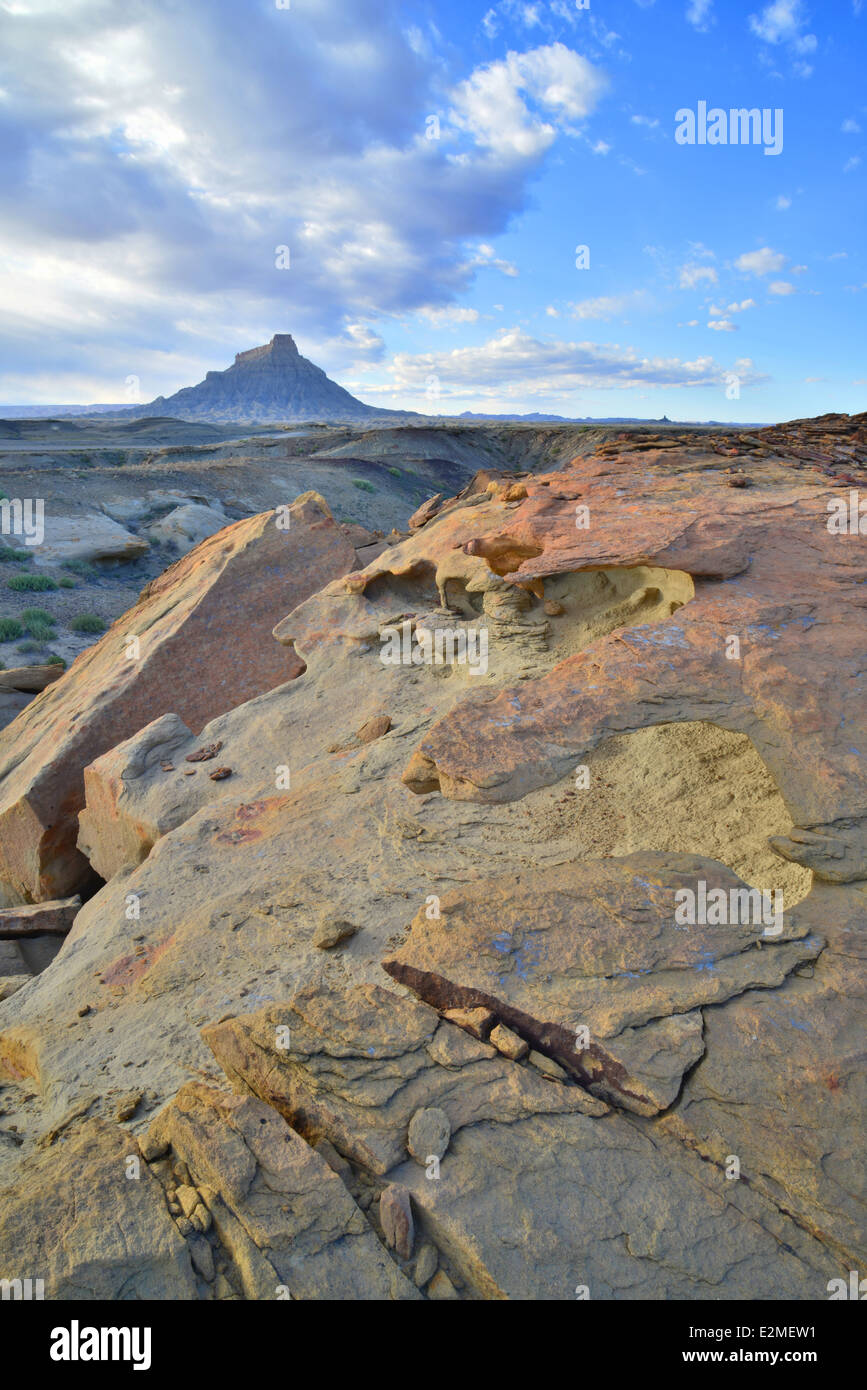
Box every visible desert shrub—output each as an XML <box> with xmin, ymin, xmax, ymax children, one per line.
<box><xmin>45</xmin><ymin>654</ymin><xmax>66</xmax><ymax>666</ymax></box>
<box><xmin>0</xmin><ymin>618</ymin><xmax>23</xmax><ymax>641</ymax></box>
<box><xmin>58</xmin><ymin>576</ymin><xmax>76</xmax><ymax>588</ymax></box>
<box><xmin>0</xmin><ymin>545</ymin><xmax>30</xmax><ymax>563</ymax></box>
<box><xmin>16</xmin><ymin>640</ymin><xmax>42</xmax><ymax>653</ymax></box>
<box><xmin>352</xmin><ymin>479</ymin><xmax>376</xmax><ymax>493</ymax></box>
<box><xmin>70</xmin><ymin>613</ymin><xmax>106</xmax><ymax>634</ymax></box>
<box><xmin>7</xmin><ymin>573</ymin><xmax>57</xmax><ymax>592</ymax></box>
<box><xmin>388</xmin><ymin>467</ymin><xmax>402</xmax><ymax>477</ymax></box>
<box><xmin>62</xmin><ymin>559</ymin><xmax>99</xmax><ymax>579</ymax></box>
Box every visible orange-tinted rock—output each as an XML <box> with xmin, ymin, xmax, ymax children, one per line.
<box><xmin>0</xmin><ymin>493</ymin><xmax>355</xmax><ymax>902</ymax></box>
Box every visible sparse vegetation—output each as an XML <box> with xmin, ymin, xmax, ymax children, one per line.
<box><xmin>58</xmin><ymin>576</ymin><xmax>76</xmax><ymax>588</ymax></box>
<box><xmin>7</xmin><ymin>573</ymin><xmax>58</xmax><ymax>592</ymax></box>
<box><xmin>388</xmin><ymin>467</ymin><xmax>402</xmax><ymax>477</ymax></box>
<box><xmin>352</xmin><ymin>479</ymin><xmax>376</xmax><ymax>493</ymax></box>
<box><xmin>0</xmin><ymin>618</ymin><xmax>23</xmax><ymax>642</ymax></box>
<box><xmin>62</xmin><ymin>559</ymin><xmax>99</xmax><ymax>579</ymax></box>
<box><xmin>20</xmin><ymin>608</ymin><xmax>57</xmax><ymax>643</ymax></box>
<box><xmin>70</xmin><ymin>613</ymin><xmax>107</xmax><ymax>634</ymax></box>
<box><xmin>45</xmin><ymin>654</ymin><xmax>66</xmax><ymax>667</ymax></box>
<box><xmin>0</xmin><ymin>545</ymin><xmax>31</xmax><ymax>563</ymax></box>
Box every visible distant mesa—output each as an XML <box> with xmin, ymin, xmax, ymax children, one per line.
<box><xmin>129</xmin><ymin>333</ymin><xmax>413</xmax><ymax>425</ymax></box>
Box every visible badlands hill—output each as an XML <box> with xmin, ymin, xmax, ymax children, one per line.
<box><xmin>0</xmin><ymin>411</ymin><xmax>864</xmax><ymax>1300</ymax></box>
<box><xmin>132</xmin><ymin>333</ymin><xmax>412</xmax><ymax>424</ymax></box>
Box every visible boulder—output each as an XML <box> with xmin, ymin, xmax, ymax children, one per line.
<box><xmin>31</xmin><ymin>513</ymin><xmax>148</xmax><ymax>567</ymax></box>
<box><xmin>0</xmin><ymin>493</ymin><xmax>355</xmax><ymax>901</ymax></box>
<box><xmin>146</xmin><ymin>503</ymin><xmax>228</xmax><ymax>554</ymax></box>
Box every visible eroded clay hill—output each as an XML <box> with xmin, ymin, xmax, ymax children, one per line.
<box><xmin>0</xmin><ymin>414</ymin><xmax>865</xmax><ymax>1300</ymax></box>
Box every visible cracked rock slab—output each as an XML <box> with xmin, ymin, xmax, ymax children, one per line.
<box><xmin>383</xmin><ymin>853</ymin><xmax>822</xmax><ymax>1115</ymax></box>
<box><xmin>203</xmin><ymin>981</ymin><xmax>606</xmax><ymax>1179</ymax></box>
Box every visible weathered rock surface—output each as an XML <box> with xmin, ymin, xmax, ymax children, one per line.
<box><xmin>143</xmin><ymin>1081</ymin><xmax>419</xmax><ymax>1299</ymax></box>
<box><xmin>0</xmin><ymin>417</ymin><xmax>864</xmax><ymax>1299</ymax></box>
<box><xmin>31</xmin><ymin>513</ymin><xmax>148</xmax><ymax>568</ymax></box>
<box><xmin>384</xmin><ymin>855</ymin><xmax>821</xmax><ymax>1115</ymax></box>
<box><xmin>0</xmin><ymin>493</ymin><xmax>354</xmax><ymax>901</ymax></box>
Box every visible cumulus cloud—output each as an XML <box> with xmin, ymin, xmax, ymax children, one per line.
<box><xmin>735</xmin><ymin>247</ymin><xmax>787</xmax><ymax>276</ymax></box>
<box><xmin>0</xmin><ymin>2</ymin><xmax>605</xmax><ymax>397</ymax></box>
<box><xmin>769</xmin><ymin>280</ymin><xmax>796</xmax><ymax>295</ymax></box>
<box><xmin>686</xmin><ymin>0</ymin><xmax>715</xmax><ymax>31</ymax></box>
<box><xmin>569</xmin><ymin>292</ymin><xmax>649</xmax><ymax>319</ymax></box>
<box><xmin>749</xmin><ymin>0</ymin><xmax>817</xmax><ymax>52</ymax></box>
<box><xmin>375</xmin><ymin>327</ymin><xmax>763</xmax><ymax>400</ymax></box>
<box><xmin>449</xmin><ymin>42</ymin><xmax>608</xmax><ymax>158</ymax></box>
<box><xmin>679</xmin><ymin>264</ymin><xmax>718</xmax><ymax>288</ymax></box>
<box><xmin>417</xmin><ymin>306</ymin><xmax>481</xmax><ymax>328</ymax></box>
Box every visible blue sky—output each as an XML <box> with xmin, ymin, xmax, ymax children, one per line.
<box><xmin>0</xmin><ymin>0</ymin><xmax>864</xmax><ymax>420</ymax></box>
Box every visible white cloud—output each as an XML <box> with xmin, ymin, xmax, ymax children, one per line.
<box><xmin>417</xmin><ymin>306</ymin><xmax>481</xmax><ymax>328</ymax></box>
<box><xmin>775</xmin><ymin>194</ymin><xmax>792</xmax><ymax>210</ymax></box>
<box><xmin>679</xmin><ymin>263</ymin><xmax>718</xmax><ymax>288</ymax></box>
<box><xmin>749</xmin><ymin>1</ymin><xmax>817</xmax><ymax>53</ymax></box>
<box><xmin>769</xmin><ymin>280</ymin><xmax>796</xmax><ymax>295</ymax></box>
<box><xmin>449</xmin><ymin>43</ymin><xmax>608</xmax><ymax>159</ymax></box>
<box><xmin>0</xmin><ymin>6</ymin><xmax>602</xmax><ymax>397</ymax></box>
<box><xmin>735</xmin><ymin>247</ymin><xmax>787</xmax><ymax>276</ymax></box>
<box><xmin>708</xmin><ymin>319</ymin><xmax>737</xmax><ymax>331</ymax></box>
<box><xmin>686</xmin><ymin>0</ymin><xmax>714</xmax><ymax>30</ymax></box>
<box><xmin>844</xmin><ymin>156</ymin><xmax>862</xmax><ymax>172</ymax></box>
<box><xmin>842</xmin><ymin>118</ymin><xmax>862</xmax><ymax>133</ymax></box>
<box><xmin>712</xmin><ymin>299</ymin><xmax>756</xmax><ymax>315</ymax></box>
<box><xmin>631</xmin><ymin>114</ymin><xmax>659</xmax><ymax>128</ymax></box>
<box><xmin>570</xmin><ymin>292</ymin><xmax>649</xmax><ymax>319</ymax></box>
<box><xmin>379</xmin><ymin>327</ymin><xmax>764</xmax><ymax>398</ymax></box>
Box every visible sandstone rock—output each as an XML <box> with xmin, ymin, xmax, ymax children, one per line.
<box><xmin>357</xmin><ymin>714</ymin><xmax>391</xmax><ymax>743</ymax></box>
<box><xmin>146</xmin><ymin>502</ymin><xmax>228</xmax><ymax>554</ymax></box>
<box><xmin>489</xmin><ymin>1023</ymin><xmax>528</xmax><ymax>1061</ymax></box>
<box><xmin>443</xmin><ymin>1006</ymin><xmax>495</xmax><ymax>1040</ymax></box>
<box><xmin>115</xmin><ymin>1089</ymin><xmax>142</xmax><ymax>1122</ymax></box>
<box><xmin>528</xmin><ymin>1051</ymin><xmax>568</xmax><ymax>1082</ymax></box>
<box><xmin>31</xmin><ymin>513</ymin><xmax>148</xmax><ymax>568</ymax></box>
<box><xmin>413</xmin><ymin>1243</ymin><xmax>438</xmax><ymax>1288</ymax></box>
<box><xmin>1</xmin><ymin>419</ymin><xmax>865</xmax><ymax>1301</ymax></box>
<box><xmin>0</xmin><ymin>665</ymin><xmax>64</xmax><ymax>694</ymax></box>
<box><xmin>0</xmin><ymin>1119</ymin><xmax>196</xmax><ymax>1299</ymax></box>
<box><xmin>0</xmin><ymin>896</ymin><xmax>79</xmax><ymax>937</ymax></box>
<box><xmin>203</xmin><ymin>983</ymin><xmax>605</xmax><ymax>1178</ymax></box>
<box><xmin>384</xmin><ymin>857</ymin><xmax>819</xmax><ymax>1115</ymax></box>
<box><xmin>380</xmin><ymin>1184</ymin><xmax>414</xmax><ymax>1259</ymax></box>
<box><xmin>407</xmin><ymin>1106</ymin><xmax>450</xmax><ymax>1163</ymax></box>
<box><xmin>144</xmin><ymin>1082</ymin><xmax>418</xmax><ymax>1299</ymax></box>
<box><xmin>0</xmin><ymin>493</ymin><xmax>354</xmax><ymax>901</ymax></box>
<box><xmin>427</xmin><ymin>1269</ymin><xmax>459</xmax><ymax>1300</ymax></box>
<box><xmin>312</xmin><ymin>914</ymin><xmax>359</xmax><ymax>950</ymax></box>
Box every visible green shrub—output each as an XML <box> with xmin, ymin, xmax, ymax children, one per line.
<box><xmin>25</xmin><ymin>622</ymin><xmax>55</xmax><ymax>643</ymax></box>
<box><xmin>58</xmin><ymin>576</ymin><xmax>76</xmax><ymax>588</ymax></box>
<box><xmin>45</xmin><ymin>654</ymin><xmax>66</xmax><ymax>667</ymax></box>
<box><xmin>20</xmin><ymin>607</ymin><xmax>54</xmax><ymax>625</ymax></box>
<box><xmin>62</xmin><ymin>559</ymin><xmax>99</xmax><ymax>579</ymax></box>
<box><xmin>352</xmin><ymin>479</ymin><xmax>376</xmax><ymax>493</ymax></box>
<box><xmin>0</xmin><ymin>545</ymin><xmax>30</xmax><ymax>563</ymax></box>
<box><xmin>0</xmin><ymin>618</ymin><xmax>23</xmax><ymax>641</ymax></box>
<box><xmin>7</xmin><ymin>573</ymin><xmax>57</xmax><ymax>592</ymax></box>
<box><xmin>16</xmin><ymin>640</ymin><xmax>42</xmax><ymax>653</ymax></box>
<box><xmin>388</xmin><ymin>467</ymin><xmax>402</xmax><ymax>478</ymax></box>
<box><xmin>70</xmin><ymin>613</ymin><xmax>106</xmax><ymax>634</ymax></box>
